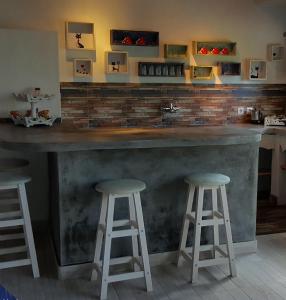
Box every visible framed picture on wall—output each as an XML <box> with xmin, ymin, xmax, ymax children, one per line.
<box><xmin>248</xmin><ymin>59</ymin><xmax>267</xmax><ymax>81</ymax></box>
<box><xmin>65</xmin><ymin>22</ymin><xmax>95</xmax><ymax>50</ymax></box>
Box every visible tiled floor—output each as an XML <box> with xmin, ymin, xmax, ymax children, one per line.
<box><xmin>1</xmin><ymin>233</ymin><xmax>286</xmax><ymax>299</ymax></box>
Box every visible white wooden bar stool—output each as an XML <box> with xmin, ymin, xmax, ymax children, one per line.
<box><xmin>0</xmin><ymin>159</ymin><xmax>39</xmax><ymax>278</ymax></box>
<box><xmin>91</xmin><ymin>179</ymin><xmax>152</xmax><ymax>300</ymax></box>
<box><xmin>177</xmin><ymin>173</ymin><xmax>237</xmax><ymax>283</ymax></box>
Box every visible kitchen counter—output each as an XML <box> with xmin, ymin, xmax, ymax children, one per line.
<box><xmin>0</xmin><ymin>123</ymin><xmax>261</xmax><ymax>152</ymax></box>
<box><xmin>0</xmin><ymin>124</ymin><xmax>261</xmax><ymax>276</ymax></box>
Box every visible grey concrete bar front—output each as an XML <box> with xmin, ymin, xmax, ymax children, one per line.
<box><xmin>0</xmin><ymin>124</ymin><xmax>261</xmax><ymax>268</ymax></box>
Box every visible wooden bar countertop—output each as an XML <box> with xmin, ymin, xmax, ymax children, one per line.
<box><xmin>0</xmin><ymin>123</ymin><xmax>261</xmax><ymax>152</ymax></box>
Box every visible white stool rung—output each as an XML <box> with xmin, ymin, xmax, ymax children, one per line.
<box><xmin>201</xmin><ymin>219</ymin><xmax>224</xmax><ymax>227</ymax></box>
<box><xmin>0</xmin><ymin>258</ymin><xmax>31</xmax><ymax>270</ymax></box>
<box><xmin>0</xmin><ymin>233</ymin><xmax>25</xmax><ymax>241</ymax></box>
<box><xmin>198</xmin><ymin>257</ymin><xmax>229</xmax><ymax>268</ymax></box>
<box><xmin>108</xmin><ymin>271</ymin><xmax>145</xmax><ymax>283</ymax></box>
<box><xmin>113</xmin><ymin>219</ymin><xmax>130</xmax><ymax>227</ymax></box>
<box><xmin>93</xmin><ymin>256</ymin><xmax>143</xmax><ymax>268</ymax></box>
<box><xmin>0</xmin><ymin>219</ymin><xmax>24</xmax><ymax>228</ymax></box>
<box><xmin>0</xmin><ymin>199</ymin><xmax>19</xmax><ymax>206</ymax></box>
<box><xmin>111</xmin><ymin>229</ymin><xmax>139</xmax><ymax>238</ymax></box>
<box><xmin>185</xmin><ymin>244</ymin><xmax>215</xmax><ymax>253</ymax></box>
<box><xmin>187</xmin><ymin>211</ymin><xmax>224</xmax><ymax>227</ymax></box>
<box><xmin>0</xmin><ymin>211</ymin><xmax>22</xmax><ymax>220</ymax></box>
<box><xmin>0</xmin><ymin>245</ymin><xmax>27</xmax><ymax>256</ymax></box>
<box><xmin>113</xmin><ymin>219</ymin><xmax>138</xmax><ymax>228</ymax></box>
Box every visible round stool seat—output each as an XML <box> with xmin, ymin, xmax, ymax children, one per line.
<box><xmin>0</xmin><ymin>158</ymin><xmax>29</xmax><ymax>173</ymax></box>
<box><xmin>0</xmin><ymin>173</ymin><xmax>31</xmax><ymax>187</ymax></box>
<box><xmin>96</xmin><ymin>179</ymin><xmax>146</xmax><ymax>195</ymax></box>
<box><xmin>185</xmin><ymin>173</ymin><xmax>230</xmax><ymax>186</ymax></box>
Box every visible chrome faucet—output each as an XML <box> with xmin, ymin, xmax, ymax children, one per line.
<box><xmin>161</xmin><ymin>103</ymin><xmax>180</xmax><ymax>113</ymax></box>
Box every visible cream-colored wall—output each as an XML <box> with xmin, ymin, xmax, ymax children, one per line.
<box><xmin>0</xmin><ymin>29</ymin><xmax>60</xmax><ymax>118</ymax></box>
<box><xmin>0</xmin><ymin>0</ymin><xmax>285</xmax><ymax>84</ymax></box>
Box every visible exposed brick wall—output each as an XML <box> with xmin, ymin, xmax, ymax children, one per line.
<box><xmin>61</xmin><ymin>83</ymin><xmax>286</xmax><ymax>128</ymax></box>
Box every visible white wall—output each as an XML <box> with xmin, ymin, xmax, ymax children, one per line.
<box><xmin>0</xmin><ymin>29</ymin><xmax>60</xmax><ymax>118</ymax></box>
<box><xmin>0</xmin><ymin>0</ymin><xmax>285</xmax><ymax>84</ymax></box>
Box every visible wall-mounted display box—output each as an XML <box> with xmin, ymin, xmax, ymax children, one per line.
<box><xmin>191</xmin><ymin>66</ymin><xmax>214</xmax><ymax>80</ymax></box>
<box><xmin>110</xmin><ymin>30</ymin><xmax>159</xmax><ymax>47</ymax></box>
<box><xmin>248</xmin><ymin>59</ymin><xmax>267</xmax><ymax>80</ymax></box>
<box><xmin>164</xmin><ymin>44</ymin><xmax>188</xmax><ymax>59</ymax></box>
<box><xmin>66</xmin><ymin>22</ymin><xmax>95</xmax><ymax>50</ymax></box>
<box><xmin>106</xmin><ymin>51</ymin><xmax>128</xmax><ymax>74</ymax></box>
<box><xmin>138</xmin><ymin>62</ymin><xmax>184</xmax><ymax>77</ymax></box>
<box><xmin>73</xmin><ymin>59</ymin><xmax>93</xmax><ymax>78</ymax></box>
<box><xmin>193</xmin><ymin>41</ymin><xmax>236</xmax><ymax>56</ymax></box>
<box><xmin>268</xmin><ymin>44</ymin><xmax>284</xmax><ymax>61</ymax></box>
<box><xmin>218</xmin><ymin>62</ymin><xmax>241</xmax><ymax>76</ymax></box>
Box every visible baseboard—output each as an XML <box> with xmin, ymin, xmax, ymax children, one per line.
<box><xmin>55</xmin><ymin>240</ymin><xmax>257</xmax><ymax>280</ymax></box>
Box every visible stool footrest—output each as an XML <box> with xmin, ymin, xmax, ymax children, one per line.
<box><xmin>181</xmin><ymin>248</ymin><xmax>230</xmax><ymax>268</ymax></box>
<box><xmin>111</xmin><ymin>229</ymin><xmax>139</xmax><ymax>238</ymax></box>
<box><xmin>0</xmin><ymin>219</ymin><xmax>24</xmax><ymax>228</ymax></box>
<box><xmin>113</xmin><ymin>219</ymin><xmax>131</xmax><ymax>228</ymax></box>
<box><xmin>0</xmin><ymin>211</ymin><xmax>22</xmax><ymax>220</ymax></box>
<box><xmin>0</xmin><ymin>233</ymin><xmax>25</xmax><ymax>241</ymax></box>
<box><xmin>93</xmin><ymin>256</ymin><xmax>143</xmax><ymax>269</ymax></box>
<box><xmin>0</xmin><ymin>199</ymin><xmax>19</xmax><ymax>206</ymax></box>
<box><xmin>0</xmin><ymin>245</ymin><xmax>27</xmax><ymax>256</ymax></box>
<box><xmin>0</xmin><ymin>258</ymin><xmax>31</xmax><ymax>270</ymax></box>
<box><xmin>187</xmin><ymin>210</ymin><xmax>224</xmax><ymax>227</ymax></box>
<box><xmin>108</xmin><ymin>271</ymin><xmax>145</xmax><ymax>283</ymax></box>
<box><xmin>198</xmin><ymin>257</ymin><xmax>229</xmax><ymax>268</ymax></box>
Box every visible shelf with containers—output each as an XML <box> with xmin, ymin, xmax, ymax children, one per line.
<box><xmin>138</xmin><ymin>62</ymin><xmax>185</xmax><ymax>77</ymax></box>
<box><xmin>110</xmin><ymin>30</ymin><xmax>159</xmax><ymax>47</ymax></box>
<box><xmin>164</xmin><ymin>44</ymin><xmax>188</xmax><ymax>59</ymax></box>
<box><xmin>217</xmin><ymin>62</ymin><xmax>241</xmax><ymax>76</ymax></box>
<box><xmin>193</xmin><ymin>41</ymin><xmax>237</xmax><ymax>56</ymax></box>
<box><xmin>191</xmin><ymin>66</ymin><xmax>214</xmax><ymax>80</ymax></box>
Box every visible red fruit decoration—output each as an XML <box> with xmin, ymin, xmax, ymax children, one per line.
<box><xmin>122</xmin><ymin>36</ymin><xmax>133</xmax><ymax>45</ymax></box>
<box><xmin>199</xmin><ymin>47</ymin><xmax>208</xmax><ymax>55</ymax></box>
<box><xmin>211</xmin><ymin>48</ymin><xmax>220</xmax><ymax>55</ymax></box>
<box><xmin>220</xmin><ymin>47</ymin><xmax>229</xmax><ymax>55</ymax></box>
<box><xmin>136</xmin><ymin>36</ymin><xmax>146</xmax><ymax>46</ymax></box>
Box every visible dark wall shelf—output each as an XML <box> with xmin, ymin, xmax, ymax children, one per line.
<box><xmin>138</xmin><ymin>62</ymin><xmax>185</xmax><ymax>77</ymax></box>
<box><xmin>110</xmin><ymin>30</ymin><xmax>159</xmax><ymax>47</ymax></box>
<box><xmin>218</xmin><ymin>62</ymin><xmax>241</xmax><ymax>76</ymax></box>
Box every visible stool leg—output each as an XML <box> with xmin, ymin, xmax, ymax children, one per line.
<box><xmin>177</xmin><ymin>184</ymin><xmax>195</xmax><ymax>267</ymax></box>
<box><xmin>101</xmin><ymin>195</ymin><xmax>115</xmax><ymax>300</ymax></box>
<box><xmin>17</xmin><ymin>183</ymin><xmax>40</xmax><ymax>278</ymax></box>
<box><xmin>191</xmin><ymin>186</ymin><xmax>204</xmax><ymax>283</ymax></box>
<box><xmin>212</xmin><ymin>188</ymin><xmax>219</xmax><ymax>259</ymax></box>
<box><xmin>128</xmin><ymin>195</ymin><xmax>139</xmax><ymax>271</ymax></box>
<box><xmin>133</xmin><ymin>192</ymin><xmax>153</xmax><ymax>292</ymax></box>
<box><xmin>91</xmin><ymin>193</ymin><xmax>108</xmax><ymax>281</ymax></box>
<box><xmin>220</xmin><ymin>185</ymin><xmax>237</xmax><ymax>277</ymax></box>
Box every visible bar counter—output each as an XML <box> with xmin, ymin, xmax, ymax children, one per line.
<box><xmin>0</xmin><ymin>124</ymin><xmax>260</xmax><ymax>151</ymax></box>
<box><xmin>0</xmin><ymin>124</ymin><xmax>261</xmax><ymax>274</ymax></box>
